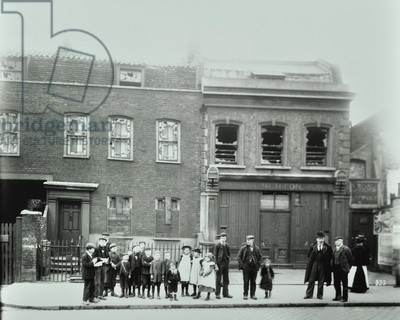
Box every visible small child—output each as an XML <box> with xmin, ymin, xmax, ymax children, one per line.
<box><xmin>178</xmin><ymin>245</ymin><xmax>192</xmax><ymax>296</ymax></box>
<box><xmin>167</xmin><ymin>262</ymin><xmax>181</xmax><ymax>301</ymax></box>
<box><xmin>118</xmin><ymin>253</ymin><xmax>131</xmax><ymax>298</ymax></box>
<box><xmin>162</xmin><ymin>251</ymin><xmax>172</xmax><ymax>298</ymax></box>
<box><xmin>259</xmin><ymin>258</ymin><xmax>274</xmax><ymax>298</ymax></box>
<box><xmin>197</xmin><ymin>252</ymin><xmax>216</xmax><ymax>301</ymax></box>
<box><xmin>141</xmin><ymin>247</ymin><xmax>154</xmax><ymax>298</ymax></box>
<box><xmin>108</xmin><ymin>243</ymin><xmax>120</xmax><ymax>297</ymax></box>
<box><xmin>150</xmin><ymin>251</ymin><xmax>163</xmax><ymax>299</ymax></box>
<box><xmin>189</xmin><ymin>248</ymin><xmax>202</xmax><ymax>297</ymax></box>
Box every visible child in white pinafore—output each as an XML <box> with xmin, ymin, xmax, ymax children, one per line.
<box><xmin>178</xmin><ymin>245</ymin><xmax>192</xmax><ymax>296</ymax></box>
<box><xmin>189</xmin><ymin>248</ymin><xmax>203</xmax><ymax>297</ymax></box>
<box><xmin>197</xmin><ymin>252</ymin><xmax>216</xmax><ymax>301</ymax></box>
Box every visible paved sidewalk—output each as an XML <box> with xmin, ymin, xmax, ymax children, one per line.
<box><xmin>1</xmin><ymin>270</ymin><xmax>398</xmax><ymax>310</ymax></box>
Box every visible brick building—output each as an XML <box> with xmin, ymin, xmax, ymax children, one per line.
<box><xmin>1</xmin><ymin>55</ymin><xmax>355</xmax><ymax>264</ymax></box>
<box><xmin>198</xmin><ymin>60</ymin><xmax>354</xmax><ymax>266</ymax></box>
<box><xmin>0</xmin><ymin>53</ymin><xmax>202</xmax><ymax>247</ymax></box>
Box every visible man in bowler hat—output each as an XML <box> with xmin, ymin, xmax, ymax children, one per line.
<box><xmin>332</xmin><ymin>236</ymin><xmax>354</xmax><ymax>302</ymax></box>
<box><xmin>237</xmin><ymin>235</ymin><xmax>263</xmax><ymax>300</ymax></box>
<box><xmin>304</xmin><ymin>231</ymin><xmax>333</xmax><ymax>299</ymax></box>
<box><xmin>214</xmin><ymin>232</ymin><xmax>233</xmax><ymax>299</ymax></box>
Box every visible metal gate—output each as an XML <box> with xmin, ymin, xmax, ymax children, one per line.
<box><xmin>1</xmin><ymin>219</ymin><xmax>21</xmax><ymax>284</ymax></box>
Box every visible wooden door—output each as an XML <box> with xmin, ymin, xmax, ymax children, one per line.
<box><xmin>259</xmin><ymin>193</ymin><xmax>291</xmax><ymax>263</ymax></box>
<box><xmin>59</xmin><ymin>201</ymin><xmax>81</xmax><ymax>243</ymax></box>
<box><xmin>219</xmin><ymin>191</ymin><xmax>260</xmax><ymax>249</ymax></box>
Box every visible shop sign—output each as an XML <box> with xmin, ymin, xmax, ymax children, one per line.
<box><xmin>350</xmin><ymin>180</ymin><xmax>379</xmax><ymax>208</ymax></box>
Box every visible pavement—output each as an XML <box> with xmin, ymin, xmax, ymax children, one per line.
<box><xmin>1</xmin><ymin>269</ymin><xmax>399</xmax><ymax>310</ymax></box>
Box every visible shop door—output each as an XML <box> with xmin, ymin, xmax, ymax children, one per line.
<box><xmin>58</xmin><ymin>201</ymin><xmax>81</xmax><ymax>243</ymax></box>
<box><xmin>259</xmin><ymin>193</ymin><xmax>290</xmax><ymax>263</ymax></box>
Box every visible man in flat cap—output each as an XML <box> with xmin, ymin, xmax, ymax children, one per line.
<box><xmin>81</xmin><ymin>243</ymin><xmax>102</xmax><ymax>305</ymax></box>
<box><xmin>304</xmin><ymin>231</ymin><xmax>333</xmax><ymax>299</ymax></box>
<box><xmin>214</xmin><ymin>232</ymin><xmax>233</xmax><ymax>299</ymax></box>
<box><xmin>94</xmin><ymin>237</ymin><xmax>110</xmax><ymax>300</ymax></box>
<box><xmin>332</xmin><ymin>236</ymin><xmax>354</xmax><ymax>302</ymax></box>
<box><xmin>237</xmin><ymin>235</ymin><xmax>263</xmax><ymax>300</ymax></box>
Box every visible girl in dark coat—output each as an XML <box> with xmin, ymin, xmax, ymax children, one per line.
<box><xmin>167</xmin><ymin>262</ymin><xmax>181</xmax><ymax>301</ymax></box>
<box><xmin>259</xmin><ymin>258</ymin><xmax>274</xmax><ymax>298</ymax></box>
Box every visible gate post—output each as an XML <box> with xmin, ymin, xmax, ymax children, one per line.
<box><xmin>20</xmin><ymin>210</ymin><xmax>47</xmax><ymax>282</ymax></box>
<box><xmin>14</xmin><ymin>217</ymin><xmax>22</xmax><ymax>282</ymax></box>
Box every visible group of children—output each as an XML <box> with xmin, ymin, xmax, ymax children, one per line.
<box><xmin>82</xmin><ymin>236</ymin><xmax>275</xmax><ymax>305</ymax></box>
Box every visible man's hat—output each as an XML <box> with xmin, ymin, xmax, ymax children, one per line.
<box><xmin>138</xmin><ymin>241</ymin><xmax>146</xmax><ymax>245</ymax></box>
<box><xmin>109</xmin><ymin>243</ymin><xmax>117</xmax><ymax>249</ymax></box>
<box><xmin>193</xmin><ymin>247</ymin><xmax>202</xmax><ymax>253</ymax></box>
<box><xmin>182</xmin><ymin>245</ymin><xmax>192</xmax><ymax>250</ymax></box>
<box><xmin>102</xmin><ymin>232</ymin><xmax>110</xmax><ymax>236</ymax></box>
<box><xmin>217</xmin><ymin>232</ymin><xmax>228</xmax><ymax>238</ymax></box>
<box><xmin>122</xmin><ymin>252</ymin><xmax>129</xmax><ymax>257</ymax></box>
<box><xmin>316</xmin><ymin>231</ymin><xmax>325</xmax><ymax>238</ymax></box>
<box><xmin>132</xmin><ymin>244</ymin><xmax>140</xmax><ymax>249</ymax></box>
<box><xmin>246</xmin><ymin>235</ymin><xmax>255</xmax><ymax>240</ymax></box>
<box><xmin>355</xmin><ymin>234</ymin><xmax>366</xmax><ymax>242</ymax></box>
<box><xmin>86</xmin><ymin>243</ymin><xmax>95</xmax><ymax>250</ymax></box>
<box><xmin>144</xmin><ymin>247</ymin><xmax>151</xmax><ymax>251</ymax></box>
<box><xmin>334</xmin><ymin>236</ymin><xmax>343</xmax><ymax>241</ymax></box>
<box><xmin>99</xmin><ymin>236</ymin><xmax>107</xmax><ymax>241</ymax></box>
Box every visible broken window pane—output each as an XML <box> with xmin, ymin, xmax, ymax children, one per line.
<box><xmin>261</xmin><ymin>126</ymin><xmax>283</xmax><ymax>164</ymax></box>
<box><xmin>215</xmin><ymin>124</ymin><xmax>238</xmax><ymax>164</ymax></box>
<box><xmin>306</xmin><ymin>127</ymin><xmax>328</xmax><ymax>166</ymax></box>
<box><xmin>0</xmin><ymin>59</ymin><xmax>22</xmax><ymax>81</ymax></box>
<box><xmin>0</xmin><ymin>112</ymin><xmax>19</xmax><ymax>155</ymax></box>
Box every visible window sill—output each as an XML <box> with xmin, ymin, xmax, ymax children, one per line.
<box><xmin>255</xmin><ymin>165</ymin><xmax>292</xmax><ymax>170</ymax></box>
<box><xmin>63</xmin><ymin>155</ymin><xmax>90</xmax><ymax>159</ymax></box>
<box><xmin>300</xmin><ymin>166</ymin><xmax>336</xmax><ymax>171</ymax></box>
<box><xmin>156</xmin><ymin>160</ymin><xmax>181</xmax><ymax>165</ymax></box>
<box><xmin>0</xmin><ymin>153</ymin><xmax>20</xmax><ymax>157</ymax></box>
<box><xmin>214</xmin><ymin>164</ymin><xmax>246</xmax><ymax>169</ymax></box>
<box><xmin>108</xmin><ymin>157</ymin><xmax>133</xmax><ymax>162</ymax></box>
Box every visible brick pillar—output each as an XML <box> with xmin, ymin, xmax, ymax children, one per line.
<box><xmin>20</xmin><ymin>210</ymin><xmax>47</xmax><ymax>282</ymax></box>
<box><xmin>392</xmin><ymin>198</ymin><xmax>400</xmax><ymax>269</ymax></box>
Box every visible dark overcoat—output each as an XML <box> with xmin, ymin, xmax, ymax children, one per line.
<box><xmin>333</xmin><ymin>245</ymin><xmax>354</xmax><ymax>273</ymax></box>
<box><xmin>81</xmin><ymin>252</ymin><xmax>95</xmax><ymax>280</ymax></box>
<box><xmin>304</xmin><ymin>242</ymin><xmax>333</xmax><ymax>285</ymax></box>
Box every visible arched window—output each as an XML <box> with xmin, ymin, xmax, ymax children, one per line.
<box><xmin>261</xmin><ymin>125</ymin><xmax>284</xmax><ymax>165</ymax></box>
<box><xmin>305</xmin><ymin>126</ymin><xmax>329</xmax><ymax>166</ymax></box>
<box><xmin>215</xmin><ymin>124</ymin><xmax>238</xmax><ymax>164</ymax></box>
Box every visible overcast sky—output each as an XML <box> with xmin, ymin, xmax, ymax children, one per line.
<box><xmin>1</xmin><ymin>0</ymin><xmax>399</xmax><ymax>125</ymax></box>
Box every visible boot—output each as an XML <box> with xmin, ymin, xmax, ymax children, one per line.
<box><xmin>190</xmin><ymin>285</ymin><xmax>197</xmax><ymax>296</ymax></box>
<box><xmin>147</xmin><ymin>289</ymin><xmax>151</xmax><ymax>298</ymax></box>
<box><xmin>185</xmin><ymin>285</ymin><xmax>190</xmax><ymax>296</ymax></box>
<box><xmin>193</xmin><ymin>292</ymin><xmax>201</xmax><ymax>299</ymax></box>
<box><xmin>119</xmin><ymin>291</ymin><xmax>124</xmax><ymax>298</ymax></box>
<box><xmin>111</xmin><ymin>289</ymin><xmax>117</xmax><ymax>297</ymax></box>
<box><xmin>170</xmin><ymin>294</ymin><xmax>173</xmax><ymax>301</ymax></box>
<box><xmin>205</xmin><ymin>292</ymin><xmax>210</xmax><ymax>301</ymax></box>
<box><xmin>174</xmin><ymin>293</ymin><xmax>178</xmax><ymax>301</ymax></box>
<box><xmin>125</xmin><ymin>289</ymin><xmax>129</xmax><ymax>298</ymax></box>
<box><xmin>265</xmin><ymin>291</ymin><xmax>268</xmax><ymax>299</ymax></box>
<box><xmin>181</xmin><ymin>284</ymin><xmax>185</xmax><ymax>297</ymax></box>
<box><xmin>103</xmin><ymin>289</ymin><xmax>108</xmax><ymax>297</ymax></box>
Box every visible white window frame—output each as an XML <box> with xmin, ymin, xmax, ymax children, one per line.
<box><xmin>64</xmin><ymin>114</ymin><xmax>89</xmax><ymax>158</ymax></box>
<box><xmin>107</xmin><ymin>195</ymin><xmax>132</xmax><ymax>215</ymax></box>
<box><xmin>156</xmin><ymin>119</ymin><xmax>181</xmax><ymax>164</ymax></box>
<box><xmin>108</xmin><ymin>116</ymin><xmax>133</xmax><ymax>161</ymax></box>
<box><xmin>0</xmin><ymin>111</ymin><xmax>20</xmax><ymax>156</ymax></box>
<box><xmin>118</xmin><ymin>67</ymin><xmax>143</xmax><ymax>87</ymax></box>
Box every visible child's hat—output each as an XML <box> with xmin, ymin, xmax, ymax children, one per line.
<box><xmin>182</xmin><ymin>244</ymin><xmax>192</xmax><ymax>250</ymax></box>
<box><xmin>193</xmin><ymin>247</ymin><xmax>202</xmax><ymax>253</ymax></box>
<box><xmin>109</xmin><ymin>243</ymin><xmax>117</xmax><ymax>249</ymax></box>
<box><xmin>122</xmin><ymin>252</ymin><xmax>129</xmax><ymax>257</ymax></box>
<box><xmin>205</xmin><ymin>252</ymin><xmax>214</xmax><ymax>259</ymax></box>
<box><xmin>99</xmin><ymin>236</ymin><xmax>107</xmax><ymax>241</ymax></box>
<box><xmin>85</xmin><ymin>243</ymin><xmax>95</xmax><ymax>250</ymax></box>
<box><xmin>144</xmin><ymin>247</ymin><xmax>151</xmax><ymax>251</ymax></box>
<box><xmin>102</xmin><ymin>232</ymin><xmax>110</xmax><ymax>236</ymax></box>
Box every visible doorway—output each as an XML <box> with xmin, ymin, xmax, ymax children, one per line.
<box><xmin>58</xmin><ymin>201</ymin><xmax>81</xmax><ymax>243</ymax></box>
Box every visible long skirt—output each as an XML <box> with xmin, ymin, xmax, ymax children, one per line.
<box><xmin>349</xmin><ymin>265</ymin><xmax>369</xmax><ymax>293</ymax></box>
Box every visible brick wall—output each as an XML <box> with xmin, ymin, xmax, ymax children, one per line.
<box><xmin>1</xmin><ymin>79</ymin><xmax>202</xmax><ymax>239</ymax></box>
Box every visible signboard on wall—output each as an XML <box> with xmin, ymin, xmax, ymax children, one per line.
<box><xmin>350</xmin><ymin>180</ymin><xmax>379</xmax><ymax>208</ymax></box>
<box><xmin>377</xmin><ymin>234</ymin><xmax>393</xmax><ymax>266</ymax></box>
<box><xmin>373</xmin><ymin>209</ymin><xmax>393</xmax><ymax>235</ymax></box>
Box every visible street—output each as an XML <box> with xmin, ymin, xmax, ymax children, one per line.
<box><xmin>2</xmin><ymin>307</ymin><xmax>400</xmax><ymax>320</ymax></box>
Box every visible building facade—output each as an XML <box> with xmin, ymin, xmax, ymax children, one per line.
<box><xmin>1</xmin><ymin>55</ymin><xmax>355</xmax><ymax>265</ymax></box>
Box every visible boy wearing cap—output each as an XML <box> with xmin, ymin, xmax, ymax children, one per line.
<box><xmin>108</xmin><ymin>243</ymin><xmax>120</xmax><ymax>297</ymax></box>
<box><xmin>304</xmin><ymin>231</ymin><xmax>333</xmax><ymax>299</ymax></box>
<box><xmin>129</xmin><ymin>244</ymin><xmax>142</xmax><ymax>297</ymax></box>
<box><xmin>82</xmin><ymin>243</ymin><xmax>103</xmax><ymax>305</ymax></box>
<box><xmin>162</xmin><ymin>251</ymin><xmax>172</xmax><ymax>298</ymax></box>
<box><xmin>237</xmin><ymin>235</ymin><xmax>263</xmax><ymax>300</ymax></box>
<box><xmin>141</xmin><ymin>247</ymin><xmax>154</xmax><ymax>298</ymax></box>
<box><xmin>214</xmin><ymin>232</ymin><xmax>233</xmax><ymax>299</ymax></box>
<box><xmin>117</xmin><ymin>253</ymin><xmax>131</xmax><ymax>298</ymax></box>
<box><xmin>94</xmin><ymin>237</ymin><xmax>110</xmax><ymax>300</ymax></box>
<box><xmin>332</xmin><ymin>236</ymin><xmax>354</xmax><ymax>302</ymax></box>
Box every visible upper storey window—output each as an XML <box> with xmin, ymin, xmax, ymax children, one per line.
<box><xmin>305</xmin><ymin>127</ymin><xmax>328</xmax><ymax>166</ymax></box>
<box><xmin>215</xmin><ymin>124</ymin><xmax>238</xmax><ymax>164</ymax></box>
<box><xmin>261</xmin><ymin>125</ymin><xmax>284</xmax><ymax>165</ymax></box>
<box><xmin>119</xmin><ymin>69</ymin><xmax>142</xmax><ymax>87</ymax></box>
<box><xmin>0</xmin><ymin>58</ymin><xmax>22</xmax><ymax>81</ymax></box>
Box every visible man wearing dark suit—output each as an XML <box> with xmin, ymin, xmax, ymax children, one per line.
<box><xmin>237</xmin><ymin>235</ymin><xmax>263</xmax><ymax>300</ymax></box>
<box><xmin>94</xmin><ymin>237</ymin><xmax>109</xmax><ymax>300</ymax></box>
<box><xmin>332</xmin><ymin>236</ymin><xmax>354</xmax><ymax>302</ymax></box>
<box><xmin>304</xmin><ymin>231</ymin><xmax>333</xmax><ymax>299</ymax></box>
<box><xmin>82</xmin><ymin>243</ymin><xmax>102</xmax><ymax>305</ymax></box>
<box><xmin>214</xmin><ymin>232</ymin><xmax>233</xmax><ymax>299</ymax></box>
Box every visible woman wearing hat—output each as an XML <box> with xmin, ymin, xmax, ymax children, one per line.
<box><xmin>349</xmin><ymin>235</ymin><xmax>370</xmax><ymax>293</ymax></box>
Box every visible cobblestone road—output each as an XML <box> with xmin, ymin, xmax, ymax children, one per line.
<box><xmin>2</xmin><ymin>307</ymin><xmax>400</xmax><ymax>320</ymax></box>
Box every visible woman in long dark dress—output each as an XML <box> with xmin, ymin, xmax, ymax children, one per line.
<box><xmin>349</xmin><ymin>235</ymin><xmax>370</xmax><ymax>293</ymax></box>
